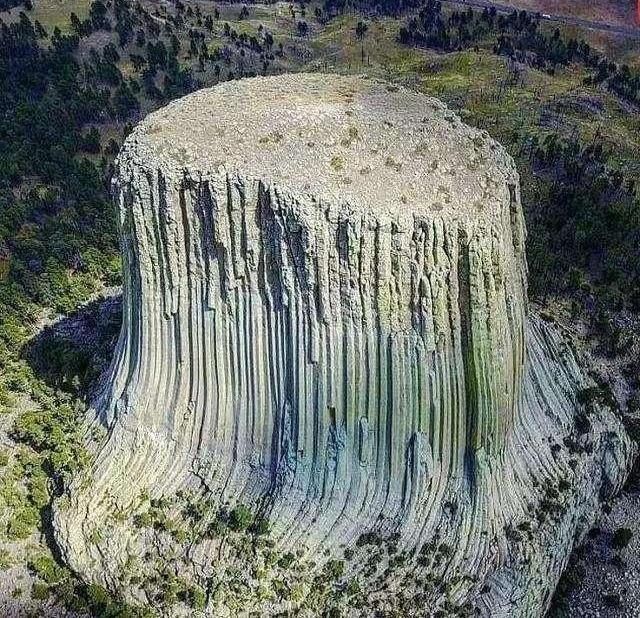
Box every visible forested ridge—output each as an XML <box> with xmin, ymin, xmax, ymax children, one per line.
<box><xmin>0</xmin><ymin>0</ymin><xmax>291</xmax><ymax>378</ymax></box>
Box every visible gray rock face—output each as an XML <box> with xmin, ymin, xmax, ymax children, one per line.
<box><xmin>53</xmin><ymin>74</ymin><xmax>633</xmax><ymax>616</ymax></box>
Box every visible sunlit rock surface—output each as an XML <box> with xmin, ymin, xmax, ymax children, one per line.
<box><xmin>54</xmin><ymin>74</ymin><xmax>633</xmax><ymax>616</ymax></box>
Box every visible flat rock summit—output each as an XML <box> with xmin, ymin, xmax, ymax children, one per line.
<box><xmin>124</xmin><ymin>72</ymin><xmax>512</xmax><ymax>223</ymax></box>
<box><xmin>53</xmin><ymin>74</ymin><xmax>633</xmax><ymax>617</ymax></box>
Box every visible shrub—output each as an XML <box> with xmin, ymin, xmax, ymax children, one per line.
<box><xmin>180</xmin><ymin>584</ymin><xmax>206</xmax><ymax>610</ymax></box>
<box><xmin>85</xmin><ymin>582</ymin><xmax>113</xmax><ymax>611</ymax></box>
<box><xmin>31</xmin><ymin>581</ymin><xmax>50</xmax><ymax>600</ymax></box>
<box><xmin>228</xmin><ymin>504</ymin><xmax>253</xmax><ymax>532</ymax></box>
<box><xmin>181</xmin><ymin>493</ymin><xmax>208</xmax><ymax>523</ymax></box>
<box><xmin>574</xmin><ymin>413</ymin><xmax>591</xmax><ymax>435</ymax></box>
<box><xmin>611</xmin><ymin>528</ymin><xmax>633</xmax><ymax>550</ymax></box>
<box><xmin>346</xmin><ymin>578</ymin><xmax>360</xmax><ymax>596</ymax></box>
<box><xmin>0</xmin><ymin>549</ymin><xmax>12</xmax><ymax>569</ymax></box>
<box><xmin>324</xmin><ymin>559</ymin><xmax>345</xmax><ymax>580</ymax></box>
<box><xmin>54</xmin><ymin>578</ymin><xmax>89</xmax><ymax>612</ymax></box>
<box><xmin>278</xmin><ymin>552</ymin><xmax>295</xmax><ymax>569</ymax></box>
<box><xmin>205</xmin><ymin>517</ymin><xmax>227</xmax><ymax>537</ymax></box>
<box><xmin>133</xmin><ymin>511</ymin><xmax>153</xmax><ymax>528</ymax></box>
<box><xmin>602</xmin><ymin>592</ymin><xmax>621</xmax><ymax>607</ymax></box>
<box><xmin>28</xmin><ymin>554</ymin><xmax>66</xmax><ymax>584</ymax></box>
<box><xmin>251</xmin><ymin>517</ymin><xmax>270</xmax><ymax>536</ymax></box>
<box><xmin>356</xmin><ymin>531</ymin><xmax>382</xmax><ymax>547</ymax></box>
<box><xmin>330</xmin><ymin>156</ymin><xmax>344</xmax><ymax>172</ymax></box>
<box><xmin>6</xmin><ymin>505</ymin><xmax>39</xmax><ymax>539</ymax></box>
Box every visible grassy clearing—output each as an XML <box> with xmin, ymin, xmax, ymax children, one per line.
<box><xmin>6</xmin><ymin>0</ymin><xmax>91</xmax><ymax>33</ymax></box>
<box><xmin>307</xmin><ymin>15</ymin><xmax>432</xmax><ymax>83</ymax></box>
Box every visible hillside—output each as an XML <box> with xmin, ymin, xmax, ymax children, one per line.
<box><xmin>502</xmin><ymin>0</ymin><xmax>637</xmax><ymax>27</ymax></box>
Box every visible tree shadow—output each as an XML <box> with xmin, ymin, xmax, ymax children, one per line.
<box><xmin>23</xmin><ymin>292</ymin><xmax>122</xmax><ymax>400</ymax></box>
<box><xmin>13</xmin><ymin>294</ymin><xmax>124</xmax><ymax>610</ymax></box>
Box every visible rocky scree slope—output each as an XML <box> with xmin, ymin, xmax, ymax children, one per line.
<box><xmin>53</xmin><ymin>73</ymin><xmax>633</xmax><ymax>617</ymax></box>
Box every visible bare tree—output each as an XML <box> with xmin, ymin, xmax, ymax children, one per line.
<box><xmin>355</xmin><ymin>20</ymin><xmax>368</xmax><ymax>64</ymax></box>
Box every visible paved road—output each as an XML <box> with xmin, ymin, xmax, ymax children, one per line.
<box><xmin>441</xmin><ymin>0</ymin><xmax>640</xmax><ymax>39</ymax></box>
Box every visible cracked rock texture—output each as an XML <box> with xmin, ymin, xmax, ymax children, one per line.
<box><xmin>53</xmin><ymin>74</ymin><xmax>633</xmax><ymax>616</ymax></box>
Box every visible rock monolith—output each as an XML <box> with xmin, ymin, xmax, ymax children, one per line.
<box><xmin>54</xmin><ymin>74</ymin><xmax>633</xmax><ymax>617</ymax></box>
